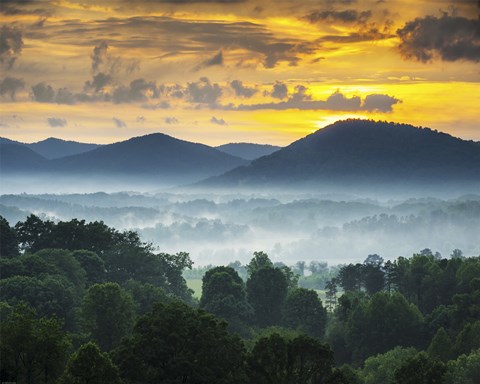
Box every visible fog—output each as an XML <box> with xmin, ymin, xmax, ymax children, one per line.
<box><xmin>2</xmin><ymin>184</ymin><xmax>479</xmax><ymax>266</ymax></box>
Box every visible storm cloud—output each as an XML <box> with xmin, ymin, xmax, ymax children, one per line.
<box><xmin>397</xmin><ymin>15</ymin><xmax>480</xmax><ymax>62</ymax></box>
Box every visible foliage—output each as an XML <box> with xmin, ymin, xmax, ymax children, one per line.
<box><xmin>58</xmin><ymin>342</ymin><xmax>122</xmax><ymax>384</ymax></box>
<box><xmin>0</xmin><ymin>304</ymin><xmax>71</xmax><ymax>384</ymax></box>
<box><xmin>444</xmin><ymin>349</ymin><xmax>480</xmax><ymax>384</ymax></box>
<box><xmin>80</xmin><ymin>282</ymin><xmax>136</xmax><ymax>351</ymax></box>
<box><xmin>247</xmin><ymin>266</ymin><xmax>288</xmax><ymax>327</ymax></box>
<box><xmin>393</xmin><ymin>352</ymin><xmax>446</xmax><ymax>384</ymax></box>
<box><xmin>0</xmin><ymin>215</ymin><xmax>19</xmax><ymax>257</ymax></box>
<box><xmin>283</xmin><ymin>288</ymin><xmax>327</xmax><ymax>339</ymax></box>
<box><xmin>248</xmin><ymin>333</ymin><xmax>334</xmax><ymax>384</ymax></box>
<box><xmin>113</xmin><ymin>301</ymin><xmax>247</xmax><ymax>384</ymax></box>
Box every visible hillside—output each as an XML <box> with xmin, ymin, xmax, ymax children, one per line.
<box><xmin>204</xmin><ymin>120</ymin><xmax>480</xmax><ymax>188</ymax></box>
<box><xmin>0</xmin><ymin>143</ymin><xmax>49</xmax><ymax>173</ymax></box>
<box><xmin>27</xmin><ymin>138</ymin><xmax>100</xmax><ymax>159</ymax></box>
<box><xmin>216</xmin><ymin>143</ymin><xmax>281</xmax><ymax>160</ymax></box>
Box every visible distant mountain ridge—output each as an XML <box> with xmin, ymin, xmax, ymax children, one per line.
<box><xmin>0</xmin><ymin>137</ymin><xmax>100</xmax><ymax>159</ymax></box>
<box><xmin>1</xmin><ymin>132</ymin><xmax>248</xmax><ymax>185</ymax></box>
<box><xmin>203</xmin><ymin>120</ymin><xmax>480</xmax><ymax>188</ymax></box>
<box><xmin>216</xmin><ymin>143</ymin><xmax>281</xmax><ymax>160</ymax></box>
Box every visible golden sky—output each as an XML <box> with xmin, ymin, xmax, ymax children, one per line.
<box><xmin>1</xmin><ymin>0</ymin><xmax>479</xmax><ymax>145</ymax></box>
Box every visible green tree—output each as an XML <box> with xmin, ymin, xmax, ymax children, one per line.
<box><xmin>58</xmin><ymin>342</ymin><xmax>122</xmax><ymax>384</ymax></box>
<box><xmin>361</xmin><ymin>346</ymin><xmax>418</xmax><ymax>384</ymax></box>
<box><xmin>124</xmin><ymin>279</ymin><xmax>168</xmax><ymax>315</ymax></box>
<box><xmin>114</xmin><ymin>301</ymin><xmax>247</xmax><ymax>384</ymax></box>
<box><xmin>246</xmin><ymin>251</ymin><xmax>273</xmax><ymax>276</ymax></box>
<box><xmin>455</xmin><ymin>320</ymin><xmax>480</xmax><ymax>356</ymax></box>
<box><xmin>0</xmin><ymin>304</ymin><xmax>70</xmax><ymax>384</ymax></box>
<box><xmin>80</xmin><ymin>282</ymin><xmax>135</xmax><ymax>351</ymax></box>
<box><xmin>427</xmin><ymin>327</ymin><xmax>453</xmax><ymax>362</ymax></box>
<box><xmin>72</xmin><ymin>250</ymin><xmax>106</xmax><ymax>286</ymax></box>
<box><xmin>325</xmin><ymin>279</ymin><xmax>338</xmax><ymax>312</ymax></box>
<box><xmin>283</xmin><ymin>288</ymin><xmax>327</xmax><ymax>339</ymax></box>
<box><xmin>394</xmin><ymin>352</ymin><xmax>446</xmax><ymax>384</ymax></box>
<box><xmin>248</xmin><ymin>333</ymin><xmax>334</xmax><ymax>384</ymax></box>
<box><xmin>200</xmin><ymin>266</ymin><xmax>252</xmax><ymax>333</ymax></box>
<box><xmin>0</xmin><ymin>215</ymin><xmax>19</xmax><ymax>257</ymax></box>
<box><xmin>247</xmin><ymin>266</ymin><xmax>288</xmax><ymax>327</ymax></box>
<box><xmin>338</xmin><ymin>264</ymin><xmax>363</xmax><ymax>292</ymax></box>
<box><xmin>444</xmin><ymin>349</ymin><xmax>480</xmax><ymax>384</ymax></box>
<box><xmin>346</xmin><ymin>292</ymin><xmax>424</xmax><ymax>362</ymax></box>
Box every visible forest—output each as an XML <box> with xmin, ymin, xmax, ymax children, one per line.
<box><xmin>1</xmin><ymin>214</ymin><xmax>479</xmax><ymax>384</ymax></box>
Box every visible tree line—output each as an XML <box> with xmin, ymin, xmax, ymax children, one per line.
<box><xmin>0</xmin><ymin>214</ymin><xmax>479</xmax><ymax>383</ymax></box>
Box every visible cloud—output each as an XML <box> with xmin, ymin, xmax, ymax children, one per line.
<box><xmin>361</xmin><ymin>94</ymin><xmax>401</xmax><ymax>112</ymax></box>
<box><xmin>47</xmin><ymin>117</ymin><xmax>67</xmax><ymax>127</ymax></box>
<box><xmin>271</xmin><ymin>82</ymin><xmax>288</xmax><ymax>99</ymax></box>
<box><xmin>0</xmin><ymin>25</ymin><xmax>24</xmax><ymax>69</ymax></box>
<box><xmin>187</xmin><ymin>77</ymin><xmax>222</xmax><ymax>105</ymax></box>
<box><xmin>196</xmin><ymin>51</ymin><xmax>224</xmax><ymax>71</ymax></box>
<box><xmin>164</xmin><ymin>117</ymin><xmax>179</xmax><ymax>124</ymax></box>
<box><xmin>91</xmin><ymin>41</ymin><xmax>108</xmax><ymax>73</ymax></box>
<box><xmin>397</xmin><ymin>15</ymin><xmax>480</xmax><ymax>62</ymax></box>
<box><xmin>31</xmin><ymin>82</ymin><xmax>55</xmax><ymax>102</ymax></box>
<box><xmin>304</xmin><ymin>10</ymin><xmax>372</xmax><ymax>25</ymax></box>
<box><xmin>210</xmin><ymin>116</ymin><xmax>227</xmax><ymax>125</ymax></box>
<box><xmin>0</xmin><ymin>77</ymin><xmax>25</xmax><ymax>99</ymax></box>
<box><xmin>90</xmin><ymin>41</ymin><xmax>140</xmax><ymax>75</ymax></box>
<box><xmin>230</xmin><ymin>80</ymin><xmax>257</xmax><ymax>98</ymax></box>
<box><xmin>84</xmin><ymin>72</ymin><xmax>113</xmax><ymax>92</ymax></box>
<box><xmin>228</xmin><ymin>89</ymin><xmax>400</xmax><ymax>112</ymax></box>
<box><xmin>112</xmin><ymin>78</ymin><xmax>159</xmax><ymax>103</ymax></box>
<box><xmin>113</xmin><ymin>117</ymin><xmax>126</xmax><ymax>128</ymax></box>
<box><xmin>136</xmin><ymin>116</ymin><xmax>146</xmax><ymax>123</ymax></box>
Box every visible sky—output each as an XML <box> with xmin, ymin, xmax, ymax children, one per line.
<box><xmin>0</xmin><ymin>0</ymin><xmax>479</xmax><ymax>146</ymax></box>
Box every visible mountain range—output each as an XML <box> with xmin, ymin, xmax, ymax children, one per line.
<box><xmin>216</xmin><ymin>143</ymin><xmax>281</xmax><ymax>160</ymax></box>
<box><xmin>0</xmin><ymin>137</ymin><xmax>99</xmax><ymax>159</ymax></box>
<box><xmin>2</xmin><ymin>120</ymin><xmax>480</xmax><ymax>191</ymax></box>
<box><xmin>203</xmin><ymin>120</ymin><xmax>480</xmax><ymax>189</ymax></box>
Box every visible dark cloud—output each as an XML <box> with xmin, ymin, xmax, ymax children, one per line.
<box><xmin>230</xmin><ymin>80</ymin><xmax>257</xmax><ymax>98</ymax></box>
<box><xmin>55</xmin><ymin>88</ymin><xmax>76</xmax><ymax>104</ymax></box>
<box><xmin>112</xmin><ymin>78</ymin><xmax>159</xmax><ymax>103</ymax></box>
<box><xmin>113</xmin><ymin>117</ymin><xmax>126</xmax><ymax>128</ymax></box>
<box><xmin>228</xmin><ymin>89</ymin><xmax>400</xmax><ymax>112</ymax></box>
<box><xmin>0</xmin><ymin>25</ymin><xmax>24</xmax><ymax>69</ymax></box>
<box><xmin>164</xmin><ymin>117</ymin><xmax>179</xmax><ymax>124</ymax></box>
<box><xmin>0</xmin><ymin>76</ymin><xmax>25</xmax><ymax>99</ymax></box>
<box><xmin>74</xmin><ymin>16</ymin><xmax>316</xmax><ymax>69</ymax></box>
<box><xmin>84</xmin><ymin>72</ymin><xmax>113</xmax><ymax>92</ymax></box>
<box><xmin>142</xmin><ymin>101</ymin><xmax>171</xmax><ymax>110</ymax></box>
<box><xmin>91</xmin><ymin>41</ymin><xmax>108</xmax><ymax>73</ymax></box>
<box><xmin>361</xmin><ymin>94</ymin><xmax>401</xmax><ymax>112</ymax></box>
<box><xmin>210</xmin><ymin>116</ymin><xmax>227</xmax><ymax>125</ymax></box>
<box><xmin>47</xmin><ymin>117</ymin><xmax>67</xmax><ymax>127</ymax></box>
<box><xmin>187</xmin><ymin>77</ymin><xmax>222</xmax><ymax>105</ymax></box>
<box><xmin>397</xmin><ymin>15</ymin><xmax>480</xmax><ymax>62</ymax></box>
<box><xmin>196</xmin><ymin>51</ymin><xmax>224</xmax><ymax>71</ymax></box>
<box><xmin>31</xmin><ymin>82</ymin><xmax>55</xmax><ymax>102</ymax></box>
<box><xmin>271</xmin><ymin>82</ymin><xmax>288</xmax><ymax>99</ymax></box>
<box><xmin>304</xmin><ymin>10</ymin><xmax>372</xmax><ymax>24</ymax></box>
<box><xmin>90</xmin><ymin>41</ymin><xmax>140</xmax><ymax>75</ymax></box>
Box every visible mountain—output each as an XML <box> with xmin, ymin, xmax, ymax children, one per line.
<box><xmin>27</xmin><ymin>138</ymin><xmax>100</xmax><ymax>159</ymax></box>
<box><xmin>0</xmin><ymin>143</ymin><xmax>49</xmax><ymax>173</ymax></box>
<box><xmin>216</xmin><ymin>143</ymin><xmax>281</xmax><ymax>160</ymax></box>
<box><xmin>0</xmin><ymin>137</ymin><xmax>99</xmax><ymax>159</ymax></box>
<box><xmin>42</xmin><ymin>133</ymin><xmax>248</xmax><ymax>183</ymax></box>
<box><xmin>203</xmin><ymin>120</ymin><xmax>480</xmax><ymax>189</ymax></box>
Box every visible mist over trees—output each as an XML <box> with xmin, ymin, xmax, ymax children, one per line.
<box><xmin>1</xmin><ymin>215</ymin><xmax>479</xmax><ymax>383</ymax></box>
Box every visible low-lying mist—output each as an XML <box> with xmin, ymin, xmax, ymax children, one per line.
<box><xmin>2</xmin><ymin>188</ymin><xmax>479</xmax><ymax>266</ymax></box>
